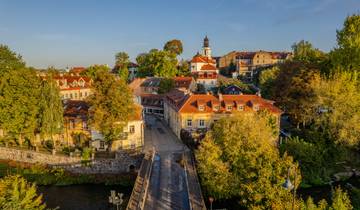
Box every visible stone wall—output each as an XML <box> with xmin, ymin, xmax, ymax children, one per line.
<box><xmin>0</xmin><ymin>146</ymin><xmax>143</xmax><ymax>174</ymax></box>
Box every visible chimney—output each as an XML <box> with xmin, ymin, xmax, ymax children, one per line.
<box><xmin>256</xmin><ymin>90</ymin><xmax>261</xmax><ymax>97</ymax></box>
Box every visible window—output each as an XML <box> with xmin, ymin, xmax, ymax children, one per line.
<box><xmin>74</xmin><ymin>93</ymin><xmax>77</xmax><ymax>99</ymax></box>
<box><xmin>85</xmin><ymin>92</ymin><xmax>88</xmax><ymax>97</ymax></box>
<box><xmin>213</xmin><ymin>105</ymin><xmax>220</xmax><ymax>111</ymax></box>
<box><xmin>100</xmin><ymin>141</ymin><xmax>105</xmax><ymax>149</ymax></box>
<box><xmin>226</xmin><ymin>105</ymin><xmax>232</xmax><ymax>111</ymax></box>
<box><xmin>199</xmin><ymin>119</ymin><xmax>205</xmax><ymax>127</ymax></box>
<box><xmin>79</xmin><ymin>92</ymin><xmax>83</xmax><ymax>97</ymax></box>
<box><xmin>65</xmin><ymin>93</ymin><xmax>69</xmax><ymax>98</ymax></box>
<box><xmin>70</xmin><ymin>119</ymin><xmax>75</xmax><ymax>129</ymax></box>
<box><xmin>198</xmin><ymin>105</ymin><xmax>205</xmax><ymax>111</ymax></box>
<box><xmin>187</xmin><ymin>119</ymin><xmax>192</xmax><ymax>127</ymax></box>
<box><xmin>70</xmin><ymin>93</ymin><xmax>73</xmax><ymax>99</ymax></box>
<box><xmin>82</xmin><ymin>121</ymin><xmax>88</xmax><ymax>130</ymax></box>
<box><xmin>254</xmin><ymin>105</ymin><xmax>259</xmax><ymax>111</ymax></box>
<box><xmin>238</xmin><ymin>105</ymin><xmax>244</xmax><ymax>111</ymax></box>
<box><xmin>129</xmin><ymin>125</ymin><xmax>135</xmax><ymax>133</ymax></box>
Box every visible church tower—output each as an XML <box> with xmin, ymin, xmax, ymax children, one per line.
<box><xmin>202</xmin><ymin>36</ymin><xmax>212</xmax><ymax>58</ymax></box>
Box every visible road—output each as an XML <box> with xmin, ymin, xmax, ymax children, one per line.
<box><xmin>143</xmin><ymin>115</ymin><xmax>190</xmax><ymax>210</ymax></box>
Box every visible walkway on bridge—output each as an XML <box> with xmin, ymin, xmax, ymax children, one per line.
<box><xmin>126</xmin><ymin>115</ymin><xmax>206</xmax><ymax>210</ymax></box>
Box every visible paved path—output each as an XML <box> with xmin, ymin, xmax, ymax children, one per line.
<box><xmin>143</xmin><ymin>115</ymin><xmax>190</xmax><ymax>210</ymax></box>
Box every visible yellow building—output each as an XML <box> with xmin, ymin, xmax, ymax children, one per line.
<box><xmin>164</xmin><ymin>92</ymin><xmax>282</xmax><ymax>139</ymax></box>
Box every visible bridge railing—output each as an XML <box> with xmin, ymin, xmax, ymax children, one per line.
<box><xmin>183</xmin><ymin>151</ymin><xmax>207</xmax><ymax>210</ymax></box>
<box><xmin>126</xmin><ymin>148</ymin><xmax>155</xmax><ymax>210</ymax></box>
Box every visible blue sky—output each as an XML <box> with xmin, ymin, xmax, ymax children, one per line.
<box><xmin>0</xmin><ymin>0</ymin><xmax>359</xmax><ymax>68</ymax></box>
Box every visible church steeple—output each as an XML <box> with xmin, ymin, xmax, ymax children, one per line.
<box><xmin>203</xmin><ymin>36</ymin><xmax>209</xmax><ymax>48</ymax></box>
<box><xmin>202</xmin><ymin>36</ymin><xmax>212</xmax><ymax>58</ymax></box>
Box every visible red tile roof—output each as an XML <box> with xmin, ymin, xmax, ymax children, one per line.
<box><xmin>200</xmin><ymin>64</ymin><xmax>217</xmax><ymax>70</ymax></box>
<box><xmin>169</xmin><ymin>94</ymin><xmax>282</xmax><ymax>114</ymax></box>
<box><xmin>174</xmin><ymin>76</ymin><xmax>193</xmax><ymax>89</ymax></box>
<box><xmin>191</xmin><ymin>54</ymin><xmax>216</xmax><ymax>64</ymax></box>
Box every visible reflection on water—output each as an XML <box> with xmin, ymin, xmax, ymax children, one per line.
<box><xmin>38</xmin><ymin>184</ymin><xmax>132</xmax><ymax>210</ymax></box>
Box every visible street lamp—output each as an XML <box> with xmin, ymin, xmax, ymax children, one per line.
<box><xmin>109</xmin><ymin>190</ymin><xmax>124</xmax><ymax>210</ymax></box>
<box><xmin>282</xmin><ymin>168</ymin><xmax>297</xmax><ymax>210</ymax></box>
<box><xmin>209</xmin><ymin>197</ymin><xmax>214</xmax><ymax>210</ymax></box>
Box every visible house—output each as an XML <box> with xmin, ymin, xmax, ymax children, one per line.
<box><xmin>164</xmin><ymin>93</ymin><xmax>282</xmax><ymax>139</ymax></box>
<box><xmin>128</xmin><ymin>76</ymin><xmax>196</xmax><ymax>117</ymax></box>
<box><xmin>53</xmin><ymin>75</ymin><xmax>93</xmax><ymax>100</ymax></box>
<box><xmin>63</xmin><ymin>100</ymin><xmax>91</xmax><ymax>146</ymax></box>
<box><xmin>223</xmin><ymin>85</ymin><xmax>242</xmax><ymax>95</ymax></box>
<box><xmin>91</xmin><ymin>104</ymin><xmax>144</xmax><ymax>152</ymax></box>
<box><xmin>190</xmin><ymin>36</ymin><xmax>219</xmax><ymax>90</ymax></box>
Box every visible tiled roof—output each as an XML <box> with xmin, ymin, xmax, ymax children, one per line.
<box><xmin>63</xmin><ymin>100</ymin><xmax>89</xmax><ymax>117</ymax></box>
<box><xmin>174</xmin><ymin>77</ymin><xmax>193</xmax><ymax>89</ymax></box>
<box><xmin>54</xmin><ymin>76</ymin><xmax>92</xmax><ymax>90</ymax></box>
<box><xmin>200</xmin><ymin>64</ymin><xmax>217</xmax><ymax>70</ymax></box>
<box><xmin>172</xmin><ymin>94</ymin><xmax>282</xmax><ymax>114</ymax></box>
<box><xmin>191</xmin><ymin>54</ymin><xmax>216</xmax><ymax>64</ymax></box>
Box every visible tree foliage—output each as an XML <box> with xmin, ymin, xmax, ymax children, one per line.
<box><xmin>0</xmin><ymin>44</ymin><xmax>25</xmax><ymax>74</ymax></box>
<box><xmin>258</xmin><ymin>66</ymin><xmax>280</xmax><ymax>99</ymax></box>
<box><xmin>88</xmin><ymin>68</ymin><xmax>135</xmax><ymax>141</ymax></box>
<box><xmin>136</xmin><ymin>49</ymin><xmax>177</xmax><ymax>78</ymax></box>
<box><xmin>82</xmin><ymin>64</ymin><xmax>110</xmax><ymax>79</ymax></box>
<box><xmin>163</xmin><ymin>39</ymin><xmax>183</xmax><ymax>55</ymax></box>
<box><xmin>0</xmin><ymin>68</ymin><xmax>42</xmax><ymax>144</ymax></box>
<box><xmin>196</xmin><ymin>113</ymin><xmax>300</xmax><ymax>209</ymax></box>
<box><xmin>38</xmin><ymin>72</ymin><xmax>64</xmax><ymax>143</ymax></box>
<box><xmin>315</xmin><ymin>70</ymin><xmax>360</xmax><ymax>147</ymax></box>
<box><xmin>177</xmin><ymin>59</ymin><xmax>191</xmax><ymax>76</ymax></box>
<box><xmin>158</xmin><ymin>78</ymin><xmax>175</xmax><ymax>94</ymax></box>
<box><xmin>0</xmin><ymin>175</ymin><xmax>47</xmax><ymax>210</ymax></box>
<box><xmin>115</xmin><ymin>52</ymin><xmax>130</xmax><ymax>81</ymax></box>
<box><xmin>331</xmin><ymin>14</ymin><xmax>360</xmax><ymax>71</ymax></box>
<box><xmin>292</xmin><ymin>40</ymin><xmax>327</xmax><ymax>64</ymax></box>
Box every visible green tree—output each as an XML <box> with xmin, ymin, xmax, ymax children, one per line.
<box><xmin>88</xmin><ymin>69</ymin><xmax>135</xmax><ymax>141</ymax></box>
<box><xmin>196</xmin><ymin>113</ymin><xmax>300</xmax><ymax>209</ymax></box>
<box><xmin>38</xmin><ymin>72</ymin><xmax>64</xmax><ymax>146</ymax></box>
<box><xmin>115</xmin><ymin>52</ymin><xmax>130</xmax><ymax>81</ymax></box>
<box><xmin>0</xmin><ymin>44</ymin><xmax>25</xmax><ymax>74</ymax></box>
<box><xmin>292</xmin><ymin>40</ymin><xmax>326</xmax><ymax>64</ymax></box>
<box><xmin>300</xmin><ymin>197</ymin><xmax>328</xmax><ymax>210</ymax></box>
<box><xmin>163</xmin><ymin>39</ymin><xmax>183</xmax><ymax>55</ymax></box>
<box><xmin>315</xmin><ymin>70</ymin><xmax>360</xmax><ymax>147</ymax></box>
<box><xmin>136</xmin><ymin>49</ymin><xmax>177</xmax><ymax>78</ymax></box>
<box><xmin>331</xmin><ymin>14</ymin><xmax>360</xmax><ymax>71</ymax></box>
<box><xmin>258</xmin><ymin>66</ymin><xmax>280</xmax><ymax>99</ymax></box>
<box><xmin>158</xmin><ymin>78</ymin><xmax>175</xmax><ymax>94</ymax></box>
<box><xmin>0</xmin><ymin>68</ymin><xmax>41</xmax><ymax>145</ymax></box>
<box><xmin>0</xmin><ymin>175</ymin><xmax>47</xmax><ymax>210</ymax></box>
<box><xmin>330</xmin><ymin>187</ymin><xmax>353</xmax><ymax>210</ymax></box>
<box><xmin>82</xmin><ymin>64</ymin><xmax>110</xmax><ymax>79</ymax></box>
<box><xmin>177</xmin><ymin>60</ymin><xmax>191</xmax><ymax>76</ymax></box>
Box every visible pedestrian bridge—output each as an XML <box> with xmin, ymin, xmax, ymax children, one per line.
<box><xmin>126</xmin><ymin>149</ymin><xmax>206</xmax><ymax>210</ymax></box>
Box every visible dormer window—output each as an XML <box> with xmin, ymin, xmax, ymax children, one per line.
<box><xmin>253</xmin><ymin>104</ymin><xmax>259</xmax><ymax>111</ymax></box>
<box><xmin>198</xmin><ymin>105</ymin><xmax>205</xmax><ymax>111</ymax></box>
<box><xmin>226</xmin><ymin>105</ymin><xmax>232</xmax><ymax>111</ymax></box>
<box><xmin>213</xmin><ymin>105</ymin><xmax>220</xmax><ymax>111</ymax></box>
<box><xmin>238</xmin><ymin>105</ymin><xmax>244</xmax><ymax>111</ymax></box>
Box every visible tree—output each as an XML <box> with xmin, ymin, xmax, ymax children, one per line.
<box><xmin>88</xmin><ymin>68</ymin><xmax>135</xmax><ymax>141</ymax></box>
<box><xmin>38</xmin><ymin>71</ymin><xmax>64</xmax><ymax>146</ymax></box>
<box><xmin>0</xmin><ymin>44</ymin><xmax>25</xmax><ymax>74</ymax></box>
<box><xmin>115</xmin><ymin>52</ymin><xmax>130</xmax><ymax>81</ymax></box>
<box><xmin>258</xmin><ymin>66</ymin><xmax>280</xmax><ymax>99</ymax></box>
<box><xmin>177</xmin><ymin>59</ymin><xmax>191</xmax><ymax>76</ymax></box>
<box><xmin>0</xmin><ymin>175</ymin><xmax>47</xmax><ymax>210</ymax></box>
<box><xmin>292</xmin><ymin>40</ymin><xmax>327</xmax><ymax>64</ymax></box>
<box><xmin>315</xmin><ymin>70</ymin><xmax>360</xmax><ymax>147</ymax></box>
<box><xmin>163</xmin><ymin>39</ymin><xmax>183</xmax><ymax>55</ymax></box>
<box><xmin>136</xmin><ymin>49</ymin><xmax>177</xmax><ymax>78</ymax></box>
<box><xmin>82</xmin><ymin>64</ymin><xmax>110</xmax><ymax>79</ymax></box>
<box><xmin>0</xmin><ymin>68</ymin><xmax>42</xmax><ymax>145</ymax></box>
<box><xmin>158</xmin><ymin>78</ymin><xmax>175</xmax><ymax>94</ymax></box>
<box><xmin>271</xmin><ymin>62</ymin><xmax>321</xmax><ymax>128</ymax></box>
<box><xmin>196</xmin><ymin>113</ymin><xmax>300</xmax><ymax>209</ymax></box>
<box><xmin>330</xmin><ymin>187</ymin><xmax>353</xmax><ymax>210</ymax></box>
<box><xmin>331</xmin><ymin>14</ymin><xmax>360</xmax><ymax>71</ymax></box>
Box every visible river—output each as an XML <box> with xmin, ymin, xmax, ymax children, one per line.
<box><xmin>38</xmin><ymin>184</ymin><xmax>132</xmax><ymax>210</ymax></box>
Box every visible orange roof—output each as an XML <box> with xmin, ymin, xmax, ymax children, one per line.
<box><xmin>191</xmin><ymin>54</ymin><xmax>216</xmax><ymax>64</ymax></box>
<box><xmin>173</xmin><ymin>94</ymin><xmax>282</xmax><ymax>114</ymax></box>
<box><xmin>200</xmin><ymin>64</ymin><xmax>217</xmax><ymax>70</ymax></box>
<box><xmin>174</xmin><ymin>76</ymin><xmax>193</xmax><ymax>89</ymax></box>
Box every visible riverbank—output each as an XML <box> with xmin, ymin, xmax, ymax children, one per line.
<box><xmin>0</xmin><ymin>159</ymin><xmax>136</xmax><ymax>186</ymax></box>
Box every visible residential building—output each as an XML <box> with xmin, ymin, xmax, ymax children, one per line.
<box><xmin>54</xmin><ymin>75</ymin><xmax>93</xmax><ymax>100</ymax></box>
<box><xmin>164</xmin><ymin>93</ymin><xmax>282</xmax><ymax>139</ymax></box>
<box><xmin>223</xmin><ymin>85</ymin><xmax>243</xmax><ymax>95</ymax></box>
<box><xmin>129</xmin><ymin>76</ymin><xmax>196</xmax><ymax>117</ymax></box>
<box><xmin>190</xmin><ymin>36</ymin><xmax>219</xmax><ymax>90</ymax></box>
